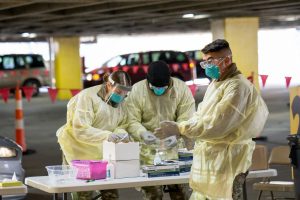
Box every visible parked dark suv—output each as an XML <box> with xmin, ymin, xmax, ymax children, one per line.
<box><xmin>0</xmin><ymin>54</ymin><xmax>50</xmax><ymax>96</ymax></box>
<box><xmin>83</xmin><ymin>50</ymin><xmax>195</xmax><ymax>88</ymax></box>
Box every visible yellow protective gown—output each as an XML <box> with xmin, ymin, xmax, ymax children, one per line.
<box><xmin>57</xmin><ymin>84</ymin><xmax>128</xmax><ymax>164</ymax></box>
<box><xmin>179</xmin><ymin>66</ymin><xmax>269</xmax><ymax>200</ymax></box>
<box><xmin>127</xmin><ymin>78</ymin><xmax>195</xmax><ymax>165</ymax></box>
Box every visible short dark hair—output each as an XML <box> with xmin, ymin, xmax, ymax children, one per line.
<box><xmin>201</xmin><ymin>39</ymin><xmax>231</xmax><ymax>54</ymax></box>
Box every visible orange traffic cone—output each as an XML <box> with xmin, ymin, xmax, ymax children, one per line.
<box><xmin>15</xmin><ymin>87</ymin><xmax>27</xmax><ymax>152</ymax></box>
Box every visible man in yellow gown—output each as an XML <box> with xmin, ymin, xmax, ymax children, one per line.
<box><xmin>156</xmin><ymin>39</ymin><xmax>269</xmax><ymax>200</ymax></box>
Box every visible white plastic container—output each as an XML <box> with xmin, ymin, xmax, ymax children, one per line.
<box><xmin>46</xmin><ymin>165</ymin><xmax>77</xmax><ymax>183</ymax></box>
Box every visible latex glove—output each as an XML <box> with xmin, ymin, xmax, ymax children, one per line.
<box><xmin>107</xmin><ymin>133</ymin><xmax>119</xmax><ymax>143</ymax></box>
<box><xmin>140</xmin><ymin>131</ymin><xmax>157</xmax><ymax>145</ymax></box>
<box><xmin>108</xmin><ymin>133</ymin><xmax>129</xmax><ymax>143</ymax></box>
<box><xmin>182</xmin><ymin>135</ymin><xmax>194</xmax><ymax>151</ymax></box>
<box><xmin>162</xmin><ymin>136</ymin><xmax>177</xmax><ymax>149</ymax></box>
<box><xmin>118</xmin><ymin>133</ymin><xmax>130</xmax><ymax>143</ymax></box>
<box><xmin>154</xmin><ymin>121</ymin><xmax>180</xmax><ymax>139</ymax></box>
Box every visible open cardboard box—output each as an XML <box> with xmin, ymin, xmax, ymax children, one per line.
<box><xmin>103</xmin><ymin>141</ymin><xmax>139</xmax><ymax>161</ymax></box>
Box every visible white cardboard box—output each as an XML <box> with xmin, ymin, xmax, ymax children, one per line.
<box><xmin>103</xmin><ymin>141</ymin><xmax>140</xmax><ymax>161</ymax></box>
<box><xmin>112</xmin><ymin>160</ymin><xmax>140</xmax><ymax>179</ymax></box>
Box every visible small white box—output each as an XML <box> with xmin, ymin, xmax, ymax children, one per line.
<box><xmin>103</xmin><ymin>141</ymin><xmax>140</xmax><ymax>161</ymax></box>
<box><xmin>113</xmin><ymin>160</ymin><xmax>140</xmax><ymax>179</ymax></box>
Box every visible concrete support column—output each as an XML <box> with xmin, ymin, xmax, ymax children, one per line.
<box><xmin>54</xmin><ymin>37</ymin><xmax>82</xmax><ymax>99</ymax></box>
<box><xmin>211</xmin><ymin>17</ymin><xmax>259</xmax><ymax>89</ymax></box>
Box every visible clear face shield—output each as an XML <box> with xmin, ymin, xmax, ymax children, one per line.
<box><xmin>106</xmin><ymin>76</ymin><xmax>131</xmax><ymax>105</ymax></box>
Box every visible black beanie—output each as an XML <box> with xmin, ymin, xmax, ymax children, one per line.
<box><xmin>147</xmin><ymin>61</ymin><xmax>170</xmax><ymax>87</ymax></box>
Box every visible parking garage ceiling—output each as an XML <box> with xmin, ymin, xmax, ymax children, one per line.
<box><xmin>0</xmin><ymin>0</ymin><xmax>300</xmax><ymax>41</ymax></box>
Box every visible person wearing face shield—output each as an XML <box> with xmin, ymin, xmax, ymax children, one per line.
<box><xmin>127</xmin><ymin>60</ymin><xmax>195</xmax><ymax>200</ymax></box>
<box><xmin>155</xmin><ymin>39</ymin><xmax>269</xmax><ymax>200</ymax></box>
<box><xmin>56</xmin><ymin>70</ymin><xmax>131</xmax><ymax>200</ymax></box>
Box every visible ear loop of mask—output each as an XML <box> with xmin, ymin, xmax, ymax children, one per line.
<box><xmin>105</xmin><ymin>89</ymin><xmax>113</xmax><ymax>104</ymax></box>
<box><xmin>213</xmin><ymin>56</ymin><xmax>227</xmax><ymax>73</ymax></box>
<box><xmin>220</xmin><ymin>55</ymin><xmax>232</xmax><ymax>73</ymax></box>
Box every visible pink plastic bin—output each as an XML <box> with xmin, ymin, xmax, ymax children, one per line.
<box><xmin>71</xmin><ymin>160</ymin><xmax>107</xmax><ymax>180</ymax></box>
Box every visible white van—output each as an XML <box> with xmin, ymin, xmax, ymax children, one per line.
<box><xmin>0</xmin><ymin>54</ymin><xmax>50</xmax><ymax>96</ymax></box>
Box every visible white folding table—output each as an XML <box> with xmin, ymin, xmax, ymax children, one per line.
<box><xmin>25</xmin><ymin>169</ymin><xmax>278</xmax><ymax>200</ymax></box>
<box><xmin>25</xmin><ymin>174</ymin><xmax>190</xmax><ymax>200</ymax></box>
<box><xmin>0</xmin><ymin>185</ymin><xmax>27</xmax><ymax>200</ymax></box>
<box><xmin>248</xmin><ymin>169</ymin><xmax>277</xmax><ymax>179</ymax></box>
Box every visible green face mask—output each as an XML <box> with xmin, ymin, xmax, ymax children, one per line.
<box><xmin>110</xmin><ymin>92</ymin><xmax>125</xmax><ymax>104</ymax></box>
<box><xmin>153</xmin><ymin>87</ymin><xmax>166</xmax><ymax>96</ymax></box>
<box><xmin>205</xmin><ymin>64</ymin><xmax>220</xmax><ymax>79</ymax></box>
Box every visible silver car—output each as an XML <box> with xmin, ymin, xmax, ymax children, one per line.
<box><xmin>0</xmin><ymin>136</ymin><xmax>25</xmax><ymax>200</ymax></box>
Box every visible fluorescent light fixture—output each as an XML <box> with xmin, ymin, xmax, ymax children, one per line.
<box><xmin>21</xmin><ymin>32</ymin><xmax>37</xmax><ymax>38</ymax></box>
<box><xmin>194</xmin><ymin>14</ymin><xmax>210</xmax><ymax>19</ymax></box>
<box><xmin>182</xmin><ymin>14</ymin><xmax>194</xmax><ymax>18</ymax></box>
<box><xmin>28</xmin><ymin>33</ymin><xmax>37</xmax><ymax>38</ymax></box>
<box><xmin>80</xmin><ymin>36</ymin><xmax>97</xmax><ymax>44</ymax></box>
<box><xmin>21</xmin><ymin>33</ymin><xmax>30</xmax><ymax>37</ymax></box>
<box><xmin>273</xmin><ymin>15</ymin><xmax>300</xmax><ymax>22</ymax></box>
<box><xmin>182</xmin><ymin>13</ymin><xmax>210</xmax><ymax>20</ymax></box>
<box><xmin>284</xmin><ymin>16</ymin><xmax>298</xmax><ymax>22</ymax></box>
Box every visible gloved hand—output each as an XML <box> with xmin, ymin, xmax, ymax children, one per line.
<box><xmin>118</xmin><ymin>133</ymin><xmax>130</xmax><ymax>143</ymax></box>
<box><xmin>140</xmin><ymin>131</ymin><xmax>157</xmax><ymax>145</ymax></box>
<box><xmin>107</xmin><ymin>133</ymin><xmax>130</xmax><ymax>143</ymax></box>
<box><xmin>108</xmin><ymin>133</ymin><xmax>119</xmax><ymax>143</ymax></box>
<box><xmin>182</xmin><ymin>135</ymin><xmax>194</xmax><ymax>151</ymax></box>
<box><xmin>162</xmin><ymin>136</ymin><xmax>177</xmax><ymax>149</ymax></box>
<box><xmin>154</xmin><ymin>121</ymin><xmax>180</xmax><ymax>139</ymax></box>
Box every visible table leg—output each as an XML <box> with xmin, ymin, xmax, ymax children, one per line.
<box><xmin>92</xmin><ymin>193</ymin><xmax>102</xmax><ymax>200</ymax></box>
<box><xmin>243</xmin><ymin>181</ymin><xmax>247</xmax><ymax>200</ymax></box>
<box><xmin>63</xmin><ymin>193</ymin><xmax>68</xmax><ymax>200</ymax></box>
<box><xmin>53</xmin><ymin>193</ymin><xmax>59</xmax><ymax>200</ymax></box>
